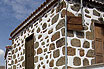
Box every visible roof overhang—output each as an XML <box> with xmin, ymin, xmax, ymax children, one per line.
<box><xmin>68</xmin><ymin>0</ymin><xmax>104</xmax><ymax>10</ymax></box>
<box><xmin>10</xmin><ymin>0</ymin><xmax>59</xmax><ymax>38</ymax></box>
<box><xmin>10</xmin><ymin>0</ymin><xmax>104</xmax><ymax>38</ymax></box>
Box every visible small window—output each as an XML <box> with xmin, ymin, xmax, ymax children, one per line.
<box><xmin>67</xmin><ymin>16</ymin><xmax>83</xmax><ymax>31</ymax></box>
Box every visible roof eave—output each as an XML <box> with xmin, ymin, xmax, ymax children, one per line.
<box><xmin>10</xmin><ymin>0</ymin><xmax>56</xmax><ymax>37</ymax></box>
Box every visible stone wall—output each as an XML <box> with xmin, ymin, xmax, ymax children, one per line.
<box><xmin>9</xmin><ymin>0</ymin><xmax>104</xmax><ymax>69</ymax></box>
<box><xmin>10</xmin><ymin>1</ymin><xmax>66</xmax><ymax>69</ymax></box>
<box><xmin>6</xmin><ymin>50</ymin><xmax>12</xmax><ymax>69</ymax></box>
<box><xmin>66</xmin><ymin>0</ymin><xmax>104</xmax><ymax>68</ymax></box>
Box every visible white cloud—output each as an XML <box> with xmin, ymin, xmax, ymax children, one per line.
<box><xmin>2</xmin><ymin>0</ymin><xmax>45</xmax><ymax>21</ymax></box>
<box><xmin>0</xmin><ymin>49</ymin><xmax>5</xmax><ymax>66</ymax></box>
<box><xmin>0</xmin><ymin>49</ymin><xmax>4</xmax><ymax>55</ymax></box>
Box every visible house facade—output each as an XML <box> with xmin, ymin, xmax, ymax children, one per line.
<box><xmin>4</xmin><ymin>46</ymin><xmax>12</xmax><ymax>69</ymax></box>
<box><xmin>5</xmin><ymin>0</ymin><xmax>104</xmax><ymax>69</ymax></box>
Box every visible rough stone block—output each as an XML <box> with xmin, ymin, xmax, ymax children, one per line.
<box><xmin>83</xmin><ymin>58</ymin><xmax>89</xmax><ymax>66</ymax></box>
<box><xmin>53</xmin><ymin>49</ymin><xmax>60</xmax><ymax>58</ymax></box>
<box><xmin>34</xmin><ymin>56</ymin><xmax>38</xmax><ymax>63</ymax></box>
<box><xmin>49</xmin><ymin>43</ymin><xmax>55</xmax><ymax>50</ymax></box>
<box><xmin>42</xmin><ymin>23</ymin><xmax>47</xmax><ymax>30</ymax></box>
<box><xmin>56</xmin><ymin>19</ymin><xmax>65</xmax><ymax>30</ymax></box>
<box><xmin>86</xmin><ymin>31</ymin><xmax>94</xmax><ymax>40</ymax></box>
<box><xmin>79</xmin><ymin>49</ymin><xmax>85</xmax><ymax>57</ymax></box>
<box><xmin>56</xmin><ymin>56</ymin><xmax>65</xmax><ymax>66</ymax></box>
<box><xmin>71</xmin><ymin>38</ymin><xmax>81</xmax><ymax>47</ymax></box>
<box><xmin>62</xmin><ymin>47</ymin><xmax>76</xmax><ymax>56</ymax></box>
<box><xmin>52</xmin><ymin>14</ymin><xmax>59</xmax><ymax>24</ymax></box>
<box><xmin>67</xmin><ymin>30</ymin><xmax>74</xmax><ymax>37</ymax></box>
<box><xmin>34</xmin><ymin>42</ymin><xmax>39</xmax><ymax>49</ymax></box>
<box><xmin>86</xmin><ymin>49</ymin><xmax>95</xmax><ymax>57</ymax></box>
<box><xmin>37</xmin><ymin>48</ymin><xmax>43</xmax><ymax>54</ymax></box>
<box><xmin>73</xmin><ymin>57</ymin><xmax>81</xmax><ymax>66</ymax></box>
<box><xmin>49</xmin><ymin>59</ymin><xmax>54</xmax><ymax>67</ymax></box>
<box><xmin>83</xmin><ymin>41</ymin><xmax>90</xmax><ymax>48</ymax></box>
<box><xmin>76</xmin><ymin>31</ymin><xmax>84</xmax><ymax>38</ymax></box>
<box><xmin>56</xmin><ymin>38</ymin><xmax>65</xmax><ymax>48</ymax></box>
<box><xmin>51</xmin><ymin>31</ymin><xmax>60</xmax><ymax>41</ymax></box>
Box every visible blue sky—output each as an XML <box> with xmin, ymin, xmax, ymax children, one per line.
<box><xmin>0</xmin><ymin>0</ymin><xmax>45</xmax><ymax>66</ymax></box>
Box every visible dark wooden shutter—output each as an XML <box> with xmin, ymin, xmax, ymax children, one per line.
<box><xmin>95</xmin><ymin>25</ymin><xmax>104</xmax><ymax>63</ymax></box>
<box><xmin>67</xmin><ymin>16</ymin><xmax>83</xmax><ymax>31</ymax></box>
<box><xmin>25</xmin><ymin>34</ymin><xmax>34</xmax><ymax>69</ymax></box>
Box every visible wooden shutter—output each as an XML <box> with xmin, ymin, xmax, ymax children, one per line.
<box><xmin>94</xmin><ymin>25</ymin><xmax>104</xmax><ymax>63</ymax></box>
<box><xmin>67</xmin><ymin>16</ymin><xmax>83</xmax><ymax>31</ymax></box>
